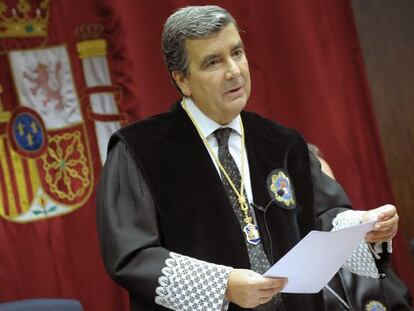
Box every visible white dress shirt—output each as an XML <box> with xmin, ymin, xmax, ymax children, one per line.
<box><xmin>183</xmin><ymin>97</ymin><xmax>254</xmax><ymax>205</ymax></box>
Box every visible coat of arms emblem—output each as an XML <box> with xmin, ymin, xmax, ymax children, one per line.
<box><xmin>0</xmin><ymin>46</ymin><xmax>93</xmax><ymax>222</ymax></box>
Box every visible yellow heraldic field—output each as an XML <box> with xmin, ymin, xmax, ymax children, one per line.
<box><xmin>0</xmin><ymin>45</ymin><xmax>94</xmax><ymax>223</ymax></box>
<box><xmin>0</xmin><ymin>135</ymin><xmax>41</xmax><ymax>218</ymax></box>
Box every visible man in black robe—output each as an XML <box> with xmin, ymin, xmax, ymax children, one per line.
<box><xmin>97</xmin><ymin>5</ymin><xmax>399</xmax><ymax>311</ymax></box>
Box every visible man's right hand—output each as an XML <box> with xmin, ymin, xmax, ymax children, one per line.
<box><xmin>225</xmin><ymin>269</ymin><xmax>287</xmax><ymax>308</ymax></box>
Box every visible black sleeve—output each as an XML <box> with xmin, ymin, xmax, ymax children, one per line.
<box><xmin>96</xmin><ymin>141</ymin><xmax>231</xmax><ymax>311</ymax></box>
<box><xmin>96</xmin><ymin>141</ymin><xmax>170</xmax><ymax>300</ymax></box>
<box><xmin>309</xmin><ymin>152</ymin><xmax>352</xmax><ymax>231</ymax></box>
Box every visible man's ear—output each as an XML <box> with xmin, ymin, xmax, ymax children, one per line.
<box><xmin>172</xmin><ymin>71</ymin><xmax>191</xmax><ymax>96</ymax></box>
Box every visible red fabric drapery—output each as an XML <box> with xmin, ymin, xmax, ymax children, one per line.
<box><xmin>0</xmin><ymin>0</ymin><xmax>412</xmax><ymax>309</ymax></box>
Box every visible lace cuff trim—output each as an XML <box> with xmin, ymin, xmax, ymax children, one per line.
<box><xmin>332</xmin><ymin>210</ymin><xmax>379</xmax><ymax>278</ymax></box>
<box><xmin>155</xmin><ymin>252</ymin><xmax>232</xmax><ymax>311</ymax></box>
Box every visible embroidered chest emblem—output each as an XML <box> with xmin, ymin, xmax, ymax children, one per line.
<box><xmin>365</xmin><ymin>300</ymin><xmax>387</xmax><ymax>311</ymax></box>
<box><xmin>267</xmin><ymin>169</ymin><xmax>296</xmax><ymax>209</ymax></box>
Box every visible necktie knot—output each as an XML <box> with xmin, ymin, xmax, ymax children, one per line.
<box><xmin>214</xmin><ymin>127</ymin><xmax>232</xmax><ymax>147</ymax></box>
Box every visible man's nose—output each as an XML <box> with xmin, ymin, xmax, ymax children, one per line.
<box><xmin>225</xmin><ymin>59</ymin><xmax>241</xmax><ymax>80</ymax></box>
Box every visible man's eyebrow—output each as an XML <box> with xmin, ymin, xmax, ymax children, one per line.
<box><xmin>200</xmin><ymin>41</ymin><xmax>245</xmax><ymax>67</ymax></box>
<box><xmin>201</xmin><ymin>53</ymin><xmax>220</xmax><ymax>67</ymax></box>
<box><xmin>232</xmin><ymin>41</ymin><xmax>245</xmax><ymax>51</ymax></box>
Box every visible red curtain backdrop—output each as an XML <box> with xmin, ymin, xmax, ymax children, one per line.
<box><xmin>0</xmin><ymin>0</ymin><xmax>412</xmax><ymax>310</ymax></box>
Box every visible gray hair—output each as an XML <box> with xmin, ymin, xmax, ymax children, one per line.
<box><xmin>162</xmin><ymin>5</ymin><xmax>237</xmax><ymax>76</ymax></box>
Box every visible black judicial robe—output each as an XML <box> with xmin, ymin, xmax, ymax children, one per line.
<box><xmin>97</xmin><ymin>105</ymin><xmax>343</xmax><ymax>311</ymax></box>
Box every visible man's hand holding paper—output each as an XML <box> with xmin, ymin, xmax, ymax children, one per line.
<box><xmin>225</xmin><ymin>269</ymin><xmax>287</xmax><ymax>308</ymax></box>
<box><xmin>362</xmin><ymin>204</ymin><xmax>399</xmax><ymax>243</ymax></box>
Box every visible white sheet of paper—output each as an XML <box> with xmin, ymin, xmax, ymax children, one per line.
<box><xmin>263</xmin><ymin>220</ymin><xmax>376</xmax><ymax>293</ymax></box>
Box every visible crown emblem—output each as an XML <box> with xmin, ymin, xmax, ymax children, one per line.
<box><xmin>75</xmin><ymin>23</ymin><xmax>107</xmax><ymax>59</ymax></box>
<box><xmin>75</xmin><ymin>23</ymin><xmax>103</xmax><ymax>41</ymax></box>
<box><xmin>0</xmin><ymin>0</ymin><xmax>50</xmax><ymax>38</ymax></box>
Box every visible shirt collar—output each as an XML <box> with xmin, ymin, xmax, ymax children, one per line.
<box><xmin>182</xmin><ymin>97</ymin><xmax>242</xmax><ymax>138</ymax></box>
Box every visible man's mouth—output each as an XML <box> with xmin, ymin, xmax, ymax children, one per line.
<box><xmin>223</xmin><ymin>85</ymin><xmax>245</xmax><ymax>99</ymax></box>
<box><xmin>225</xmin><ymin>86</ymin><xmax>243</xmax><ymax>94</ymax></box>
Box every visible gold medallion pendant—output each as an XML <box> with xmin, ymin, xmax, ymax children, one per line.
<box><xmin>243</xmin><ymin>223</ymin><xmax>261</xmax><ymax>245</ymax></box>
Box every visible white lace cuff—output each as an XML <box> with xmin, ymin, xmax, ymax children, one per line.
<box><xmin>332</xmin><ymin>210</ymin><xmax>379</xmax><ymax>278</ymax></box>
<box><xmin>155</xmin><ymin>252</ymin><xmax>232</xmax><ymax>311</ymax></box>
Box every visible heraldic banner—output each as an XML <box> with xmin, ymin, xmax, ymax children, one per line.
<box><xmin>0</xmin><ymin>0</ymin><xmax>129</xmax><ymax>310</ymax></box>
<box><xmin>0</xmin><ymin>0</ymin><xmax>413</xmax><ymax>308</ymax></box>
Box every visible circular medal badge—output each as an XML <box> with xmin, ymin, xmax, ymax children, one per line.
<box><xmin>266</xmin><ymin>169</ymin><xmax>296</xmax><ymax>210</ymax></box>
<box><xmin>365</xmin><ymin>300</ymin><xmax>387</xmax><ymax>311</ymax></box>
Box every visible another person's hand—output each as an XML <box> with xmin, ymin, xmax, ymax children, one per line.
<box><xmin>362</xmin><ymin>204</ymin><xmax>399</xmax><ymax>243</ymax></box>
<box><xmin>225</xmin><ymin>269</ymin><xmax>287</xmax><ymax>308</ymax></box>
